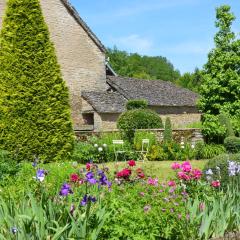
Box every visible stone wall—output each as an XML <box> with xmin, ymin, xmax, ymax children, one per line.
<box><xmin>0</xmin><ymin>0</ymin><xmax>107</xmax><ymax>130</ymax></box>
<box><xmin>100</xmin><ymin>113</ymin><xmax>120</xmax><ymax>130</ymax></box>
<box><xmin>161</xmin><ymin>113</ymin><xmax>201</xmax><ymax>128</ymax></box>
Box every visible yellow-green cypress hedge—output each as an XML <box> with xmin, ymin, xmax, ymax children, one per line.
<box><xmin>0</xmin><ymin>0</ymin><xmax>75</xmax><ymax>162</ymax></box>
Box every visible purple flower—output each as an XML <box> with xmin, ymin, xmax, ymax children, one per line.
<box><xmin>80</xmin><ymin>195</ymin><xmax>97</xmax><ymax>206</ymax></box>
<box><xmin>36</xmin><ymin>169</ymin><xmax>46</xmax><ymax>182</ymax></box>
<box><xmin>143</xmin><ymin>205</ymin><xmax>151</xmax><ymax>213</ymax></box>
<box><xmin>86</xmin><ymin>172</ymin><xmax>97</xmax><ymax>185</ymax></box>
<box><xmin>59</xmin><ymin>183</ymin><xmax>73</xmax><ymax>196</ymax></box>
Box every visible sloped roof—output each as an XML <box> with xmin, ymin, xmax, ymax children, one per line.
<box><xmin>60</xmin><ymin>0</ymin><xmax>106</xmax><ymax>53</ymax></box>
<box><xmin>107</xmin><ymin>76</ymin><xmax>199</xmax><ymax>107</ymax></box>
<box><xmin>82</xmin><ymin>91</ymin><xmax>127</xmax><ymax>113</ymax></box>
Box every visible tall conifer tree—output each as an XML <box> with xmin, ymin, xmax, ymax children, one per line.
<box><xmin>0</xmin><ymin>0</ymin><xmax>74</xmax><ymax>161</ymax></box>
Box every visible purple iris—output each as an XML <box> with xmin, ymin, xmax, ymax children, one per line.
<box><xmin>80</xmin><ymin>194</ymin><xmax>96</xmax><ymax>206</ymax></box>
<box><xmin>86</xmin><ymin>172</ymin><xmax>97</xmax><ymax>185</ymax></box>
<box><xmin>36</xmin><ymin>169</ymin><xmax>46</xmax><ymax>182</ymax></box>
<box><xmin>98</xmin><ymin>170</ymin><xmax>112</xmax><ymax>188</ymax></box>
<box><xmin>59</xmin><ymin>183</ymin><xmax>73</xmax><ymax>196</ymax></box>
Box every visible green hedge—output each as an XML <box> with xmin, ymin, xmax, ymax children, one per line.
<box><xmin>0</xmin><ymin>0</ymin><xmax>74</xmax><ymax>162</ymax></box>
<box><xmin>117</xmin><ymin>109</ymin><xmax>163</xmax><ymax>142</ymax></box>
<box><xmin>224</xmin><ymin>136</ymin><xmax>240</xmax><ymax>153</ymax></box>
<box><xmin>126</xmin><ymin>99</ymin><xmax>148</xmax><ymax>110</ymax></box>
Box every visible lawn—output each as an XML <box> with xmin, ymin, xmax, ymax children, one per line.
<box><xmin>103</xmin><ymin>160</ymin><xmax>207</xmax><ymax>181</ymax></box>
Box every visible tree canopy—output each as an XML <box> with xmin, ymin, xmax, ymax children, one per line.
<box><xmin>107</xmin><ymin>47</ymin><xmax>181</xmax><ymax>82</ymax></box>
<box><xmin>0</xmin><ymin>0</ymin><xmax>74</xmax><ymax>162</ymax></box>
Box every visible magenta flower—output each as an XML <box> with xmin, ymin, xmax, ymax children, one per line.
<box><xmin>171</xmin><ymin>162</ymin><xmax>181</xmax><ymax>170</ymax></box>
<box><xmin>148</xmin><ymin>177</ymin><xmax>158</xmax><ymax>186</ymax></box>
<box><xmin>211</xmin><ymin>180</ymin><xmax>220</xmax><ymax>188</ymax></box>
<box><xmin>192</xmin><ymin>169</ymin><xmax>202</xmax><ymax>180</ymax></box>
<box><xmin>168</xmin><ymin>180</ymin><xmax>176</xmax><ymax>187</ymax></box>
<box><xmin>178</xmin><ymin>171</ymin><xmax>191</xmax><ymax>181</ymax></box>
<box><xmin>181</xmin><ymin>161</ymin><xmax>192</xmax><ymax>172</ymax></box>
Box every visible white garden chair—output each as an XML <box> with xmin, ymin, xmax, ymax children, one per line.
<box><xmin>136</xmin><ymin>139</ymin><xmax>149</xmax><ymax>162</ymax></box>
<box><xmin>112</xmin><ymin>140</ymin><xmax>126</xmax><ymax>162</ymax></box>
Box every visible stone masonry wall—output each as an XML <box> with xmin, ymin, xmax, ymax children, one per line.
<box><xmin>0</xmin><ymin>0</ymin><xmax>107</xmax><ymax>130</ymax></box>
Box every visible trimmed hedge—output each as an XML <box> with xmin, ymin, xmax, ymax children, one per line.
<box><xmin>126</xmin><ymin>99</ymin><xmax>148</xmax><ymax>110</ymax></box>
<box><xmin>117</xmin><ymin>109</ymin><xmax>163</xmax><ymax>142</ymax></box>
<box><xmin>224</xmin><ymin>137</ymin><xmax>240</xmax><ymax>153</ymax></box>
<box><xmin>0</xmin><ymin>0</ymin><xmax>74</xmax><ymax>162</ymax></box>
<box><xmin>163</xmin><ymin>117</ymin><xmax>172</xmax><ymax>143</ymax></box>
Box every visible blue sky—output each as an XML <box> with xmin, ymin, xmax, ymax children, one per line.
<box><xmin>70</xmin><ymin>0</ymin><xmax>240</xmax><ymax>74</ymax></box>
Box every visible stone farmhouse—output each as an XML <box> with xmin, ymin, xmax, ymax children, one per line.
<box><xmin>0</xmin><ymin>0</ymin><xmax>200</xmax><ymax>131</ymax></box>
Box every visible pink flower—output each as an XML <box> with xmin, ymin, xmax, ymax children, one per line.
<box><xmin>171</xmin><ymin>162</ymin><xmax>181</xmax><ymax>170</ymax></box>
<box><xmin>192</xmin><ymin>169</ymin><xmax>202</xmax><ymax>180</ymax></box>
<box><xmin>181</xmin><ymin>161</ymin><xmax>192</xmax><ymax>172</ymax></box>
<box><xmin>168</xmin><ymin>180</ymin><xmax>176</xmax><ymax>187</ymax></box>
<box><xmin>199</xmin><ymin>202</ymin><xmax>205</xmax><ymax>211</ymax></box>
<box><xmin>116</xmin><ymin>168</ymin><xmax>132</xmax><ymax>179</ymax></box>
<box><xmin>128</xmin><ymin>160</ymin><xmax>136</xmax><ymax>167</ymax></box>
<box><xmin>211</xmin><ymin>180</ymin><xmax>220</xmax><ymax>188</ymax></box>
<box><xmin>178</xmin><ymin>172</ymin><xmax>191</xmax><ymax>181</ymax></box>
<box><xmin>139</xmin><ymin>192</ymin><xmax>145</xmax><ymax>196</ymax></box>
<box><xmin>148</xmin><ymin>177</ymin><xmax>158</xmax><ymax>186</ymax></box>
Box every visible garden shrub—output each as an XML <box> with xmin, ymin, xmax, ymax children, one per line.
<box><xmin>0</xmin><ymin>150</ymin><xmax>20</xmax><ymax>182</ymax></box>
<box><xmin>133</xmin><ymin>130</ymin><xmax>156</xmax><ymax>151</ymax></box>
<box><xmin>117</xmin><ymin>109</ymin><xmax>163</xmax><ymax>142</ymax></box>
<box><xmin>126</xmin><ymin>99</ymin><xmax>148</xmax><ymax>110</ymax></box>
<box><xmin>224</xmin><ymin>136</ymin><xmax>240</xmax><ymax>153</ymax></box>
<box><xmin>195</xmin><ymin>143</ymin><xmax>226</xmax><ymax>159</ymax></box>
<box><xmin>0</xmin><ymin>0</ymin><xmax>74</xmax><ymax>162</ymax></box>
<box><xmin>163</xmin><ymin>117</ymin><xmax>173</xmax><ymax>143</ymax></box>
<box><xmin>218</xmin><ymin>113</ymin><xmax>235</xmax><ymax>137</ymax></box>
<box><xmin>201</xmin><ymin>114</ymin><xmax>226</xmax><ymax>143</ymax></box>
<box><xmin>203</xmin><ymin>153</ymin><xmax>240</xmax><ymax>188</ymax></box>
<box><xmin>72</xmin><ymin>142</ymin><xmax>96</xmax><ymax>164</ymax></box>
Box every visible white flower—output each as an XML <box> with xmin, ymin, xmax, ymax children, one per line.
<box><xmin>94</xmin><ymin>144</ymin><xmax>98</xmax><ymax>148</ymax></box>
<box><xmin>206</xmin><ymin>169</ymin><xmax>213</xmax><ymax>175</ymax></box>
<box><xmin>191</xmin><ymin>144</ymin><xmax>195</xmax><ymax>149</ymax></box>
<box><xmin>206</xmin><ymin>175</ymin><xmax>212</xmax><ymax>181</ymax></box>
<box><xmin>103</xmin><ymin>143</ymin><xmax>107</xmax><ymax>148</ymax></box>
<box><xmin>98</xmin><ymin>147</ymin><xmax>103</xmax><ymax>152</ymax></box>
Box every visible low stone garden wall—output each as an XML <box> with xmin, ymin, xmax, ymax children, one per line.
<box><xmin>75</xmin><ymin>128</ymin><xmax>203</xmax><ymax>144</ymax></box>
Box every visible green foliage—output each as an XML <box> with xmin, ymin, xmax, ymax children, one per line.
<box><xmin>201</xmin><ymin>114</ymin><xmax>226</xmax><ymax>143</ymax></box>
<box><xmin>107</xmin><ymin>47</ymin><xmax>181</xmax><ymax>82</ymax></box>
<box><xmin>101</xmin><ymin>182</ymin><xmax>189</xmax><ymax>240</ymax></box>
<box><xmin>203</xmin><ymin>153</ymin><xmax>240</xmax><ymax>188</ymax></box>
<box><xmin>185</xmin><ymin>121</ymin><xmax>202</xmax><ymax>129</ymax></box>
<box><xmin>163</xmin><ymin>117</ymin><xmax>173</xmax><ymax>143</ymax></box>
<box><xmin>0</xmin><ymin>150</ymin><xmax>20</xmax><ymax>182</ymax></box>
<box><xmin>133</xmin><ymin>131</ymin><xmax>156</xmax><ymax>151</ymax></box>
<box><xmin>218</xmin><ymin>113</ymin><xmax>235</xmax><ymax>137</ymax></box>
<box><xmin>0</xmin><ymin>0</ymin><xmax>74</xmax><ymax>162</ymax></box>
<box><xmin>126</xmin><ymin>99</ymin><xmax>148</xmax><ymax>110</ymax></box>
<box><xmin>117</xmin><ymin>109</ymin><xmax>163</xmax><ymax>142</ymax></box>
<box><xmin>148</xmin><ymin>142</ymin><xmax>195</xmax><ymax>161</ymax></box>
<box><xmin>176</xmin><ymin>68</ymin><xmax>203</xmax><ymax>92</ymax></box>
<box><xmin>224</xmin><ymin>136</ymin><xmax>240</xmax><ymax>153</ymax></box>
<box><xmin>198</xmin><ymin>5</ymin><xmax>240</xmax><ymax>142</ymax></box>
<box><xmin>194</xmin><ymin>141</ymin><xmax>226</xmax><ymax>159</ymax></box>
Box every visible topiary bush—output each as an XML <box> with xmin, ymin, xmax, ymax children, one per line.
<box><xmin>163</xmin><ymin>117</ymin><xmax>172</xmax><ymax>143</ymax></box>
<box><xmin>203</xmin><ymin>153</ymin><xmax>240</xmax><ymax>188</ymax></box>
<box><xmin>0</xmin><ymin>0</ymin><xmax>74</xmax><ymax>162</ymax></box>
<box><xmin>224</xmin><ymin>136</ymin><xmax>240</xmax><ymax>153</ymax></box>
<box><xmin>117</xmin><ymin>109</ymin><xmax>163</xmax><ymax>142</ymax></box>
<box><xmin>126</xmin><ymin>99</ymin><xmax>148</xmax><ymax>110</ymax></box>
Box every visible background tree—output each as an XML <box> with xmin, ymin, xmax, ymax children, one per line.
<box><xmin>198</xmin><ymin>5</ymin><xmax>240</xmax><ymax>116</ymax></box>
<box><xmin>107</xmin><ymin>47</ymin><xmax>181</xmax><ymax>82</ymax></box>
<box><xmin>198</xmin><ymin>5</ymin><xmax>240</xmax><ymax>142</ymax></box>
<box><xmin>0</xmin><ymin>0</ymin><xmax>74</xmax><ymax>162</ymax></box>
<box><xmin>163</xmin><ymin>117</ymin><xmax>173</xmax><ymax>143</ymax></box>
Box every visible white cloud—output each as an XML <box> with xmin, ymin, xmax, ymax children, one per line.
<box><xmin>109</xmin><ymin>34</ymin><xmax>154</xmax><ymax>54</ymax></box>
